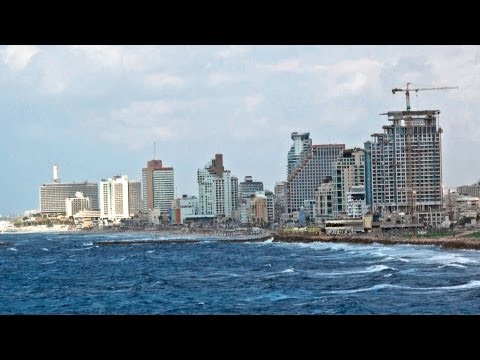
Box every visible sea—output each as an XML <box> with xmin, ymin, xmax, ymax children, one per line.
<box><xmin>1</xmin><ymin>231</ymin><xmax>480</xmax><ymax>314</ymax></box>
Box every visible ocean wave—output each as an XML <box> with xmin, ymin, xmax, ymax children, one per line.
<box><xmin>41</xmin><ymin>248</ymin><xmax>49</xmax><ymax>251</ymax></box>
<box><xmin>327</xmin><ymin>280</ymin><xmax>480</xmax><ymax>294</ymax></box>
<box><xmin>7</xmin><ymin>247</ymin><xmax>17</xmax><ymax>251</ymax></box>
<box><xmin>316</xmin><ymin>264</ymin><xmax>396</xmax><ymax>277</ymax></box>
<box><xmin>281</xmin><ymin>267</ymin><xmax>295</xmax><ymax>273</ymax></box>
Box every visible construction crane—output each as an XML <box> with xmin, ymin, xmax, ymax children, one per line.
<box><xmin>392</xmin><ymin>82</ymin><xmax>458</xmax><ymax>111</ymax></box>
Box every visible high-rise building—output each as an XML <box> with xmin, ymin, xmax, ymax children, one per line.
<box><xmin>197</xmin><ymin>154</ymin><xmax>238</xmax><ymax>218</ymax></box>
<box><xmin>99</xmin><ymin>175</ymin><xmax>130</xmax><ymax>221</ymax></box>
<box><xmin>286</xmin><ymin>141</ymin><xmax>345</xmax><ymax>216</ymax></box>
<box><xmin>142</xmin><ymin>159</ymin><xmax>174</xmax><ymax>215</ymax></box>
<box><xmin>287</xmin><ymin>132</ymin><xmax>312</xmax><ymax>176</ymax></box>
<box><xmin>128</xmin><ymin>180</ymin><xmax>142</xmax><ymax>217</ymax></box>
<box><xmin>239</xmin><ymin>176</ymin><xmax>264</xmax><ymax>200</ymax></box>
<box><xmin>40</xmin><ymin>165</ymin><xmax>98</xmax><ymax>214</ymax></box>
<box><xmin>274</xmin><ymin>181</ymin><xmax>287</xmax><ymax>222</ymax></box>
<box><xmin>369</xmin><ymin>110</ymin><xmax>442</xmax><ymax>214</ymax></box>
<box><xmin>333</xmin><ymin>148</ymin><xmax>365</xmax><ymax>217</ymax></box>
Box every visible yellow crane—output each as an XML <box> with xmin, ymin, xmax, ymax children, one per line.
<box><xmin>392</xmin><ymin>82</ymin><xmax>458</xmax><ymax>111</ymax></box>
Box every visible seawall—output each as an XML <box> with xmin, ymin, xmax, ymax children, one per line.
<box><xmin>273</xmin><ymin>233</ymin><xmax>480</xmax><ymax>250</ymax></box>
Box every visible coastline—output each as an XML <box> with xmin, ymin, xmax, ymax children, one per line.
<box><xmin>273</xmin><ymin>232</ymin><xmax>480</xmax><ymax>250</ymax></box>
<box><xmin>3</xmin><ymin>227</ymin><xmax>480</xmax><ymax>251</ymax></box>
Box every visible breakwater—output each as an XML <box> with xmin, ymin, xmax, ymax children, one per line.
<box><xmin>273</xmin><ymin>233</ymin><xmax>480</xmax><ymax>250</ymax></box>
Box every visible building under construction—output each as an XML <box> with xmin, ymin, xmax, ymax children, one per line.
<box><xmin>368</xmin><ymin>110</ymin><xmax>443</xmax><ymax>215</ymax></box>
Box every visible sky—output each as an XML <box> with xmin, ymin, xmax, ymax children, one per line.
<box><xmin>0</xmin><ymin>45</ymin><xmax>478</xmax><ymax>215</ymax></box>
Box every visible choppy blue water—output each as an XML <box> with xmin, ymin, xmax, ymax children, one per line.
<box><xmin>1</xmin><ymin>232</ymin><xmax>480</xmax><ymax>314</ymax></box>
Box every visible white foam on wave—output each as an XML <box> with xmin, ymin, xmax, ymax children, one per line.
<box><xmin>41</xmin><ymin>248</ymin><xmax>49</xmax><ymax>251</ymax></box>
<box><xmin>318</xmin><ymin>264</ymin><xmax>396</xmax><ymax>277</ymax></box>
<box><xmin>281</xmin><ymin>267</ymin><xmax>295</xmax><ymax>273</ymax></box>
<box><xmin>438</xmin><ymin>263</ymin><xmax>466</xmax><ymax>269</ymax></box>
<box><xmin>83</xmin><ymin>242</ymin><xmax>93</xmax><ymax>246</ymax></box>
<box><xmin>421</xmin><ymin>253</ymin><xmax>478</xmax><ymax>268</ymax></box>
<box><xmin>147</xmin><ymin>250</ymin><xmax>155</xmax><ymax>254</ymax></box>
<box><xmin>263</xmin><ymin>238</ymin><xmax>274</xmax><ymax>243</ymax></box>
<box><xmin>7</xmin><ymin>247</ymin><xmax>17</xmax><ymax>251</ymax></box>
<box><xmin>327</xmin><ymin>279</ymin><xmax>480</xmax><ymax>294</ymax></box>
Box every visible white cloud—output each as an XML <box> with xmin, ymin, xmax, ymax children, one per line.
<box><xmin>145</xmin><ymin>73</ymin><xmax>183</xmax><ymax>87</ymax></box>
<box><xmin>209</xmin><ymin>72</ymin><xmax>236</xmax><ymax>86</ymax></box>
<box><xmin>3</xmin><ymin>45</ymin><xmax>39</xmax><ymax>70</ymax></box>
<box><xmin>260</xmin><ymin>58</ymin><xmax>302</xmax><ymax>72</ymax></box>
<box><xmin>216</xmin><ymin>45</ymin><xmax>249</xmax><ymax>59</ymax></box>
<box><xmin>112</xmin><ymin>100</ymin><xmax>174</xmax><ymax>126</ymax></box>
<box><xmin>69</xmin><ymin>45</ymin><xmax>144</xmax><ymax>71</ymax></box>
<box><xmin>244</xmin><ymin>94</ymin><xmax>264</xmax><ymax>112</ymax></box>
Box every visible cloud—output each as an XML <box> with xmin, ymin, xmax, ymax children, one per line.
<box><xmin>145</xmin><ymin>72</ymin><xmax>184</xmax><ymax>87</ymax></box>
<box><xmin>216</xmin><ymin>45</ymin><xmax>250</xmax><ymax>59</ymax></box>
<box><xmin>244</xmin><ymin>94</ymin><xmax>264</xmax><ymax>112</ymax></box>
<box><xmin>260</xmin><ymin>58</ymin><xmax>302</xmax><ymax>72</ymax></box>
<box><xmin>208</xmin><ymin>72</ymin><xmax>236</xmax><ymax>85</ymax></box>
<box><xmin>69</xmin><ymin>45</ymin><xmax>144</xmax><ymax>71</ymax></box>
<box><xmin>2</xmin><ymin>45</ymin><xmax>39</xmax><ymax>70</ymax></box>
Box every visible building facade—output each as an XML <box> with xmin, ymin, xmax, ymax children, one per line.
<box><xmin>239</xmin><ymin>176</ymin><xmax>264</xmax><ymax>200</ymax></box>
<box><xmin>287</xmin><ymin>132</ymin><xmax>312</xmax><ymax>176</ymax></box>
<box><xmin>458</xmin><ymin>182</ymin><xmax>480</xmax><ymax>198</ymax></box>
<box><xmin>274</xmin><ymin>181</ymin><xmax>287</xmax><ymax>222</ymax></box>
<box><xmin>99</xmin><ymin>176</ymin><xmax>130</xmax><ymax>221</ymax></box>
<box><xmin>65</xmin><ymin>192</ymin><xmax>91</xmax><ymax>217</ymax></box>
<box><xmin>346</xmin><ymin>185</ymin><xmax>367</xmax><ymax>218</ymax></box>
<box><xmin>197</xmin><ymin>154</ymin><xmax>238</xmax><ymax>218</ymax></box>
<box><xmin>40</xmin><ymin>182</ymin><xmax>99</xmax><ymax>214</ymax></box>
<box><xmin>315</xmin><ymin>180</ymin><xmax>335</xmax><ymax>220</ymax></box>
<box><xmin>128</xmin><ymin>181</ymin><xmax>142</xmax><ymax>217</ymax></box>
<box><xmin>333</xmin><ymin>148</ymin><xmax>365</xmax><ymax>217</ymax></box>
<box><xmin>369</xmin><ymin>110</ymin><xmax>442</xmax><ymax>214</ymax></box>
<box><xmin>286</xmin><ymin>142</ymin><xmax>345</xmax><ymax>217</ymax></box>
<box><xmin>142</xmin><ymin>159</ymin><xmax>174</xmax><ymax>215</ymax></box>
<box><xmin>170</xmin><ymin>195</ymin><xmax>199</xmax><ymax>225</ymax></box>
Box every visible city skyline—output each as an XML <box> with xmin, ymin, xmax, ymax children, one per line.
<box><xmin>1</xmin><ymin>45</ymin><xmax>477</xmax><ymax>215</ymax></box>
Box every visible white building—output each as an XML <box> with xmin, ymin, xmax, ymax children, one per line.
<box><xmin>100</xmin><ymin>176</ymin><xmax>130</xmax><ymax>222</ymax></box>
<box><xmin>65</xmin><ymin>192</ymin><xmax>91</xmax><ymax>217</ymax></box>
<box><xmin>197</xmin><ymin>154</ymin><xmax>238</xmax><ymax>218</ymax></box>
<box><xmin>39</xmin><ymin>164</ymin><xmax>99</xmax><ymax>213</ymax></box>
<box><xmin>170</xmin><ymin>195</ymin><xmax>199</xmax><ymax>224</ymax></box>
<box><xmin>346</xmin><ymin>185</ymin><xmax>367</xmax><ymax>218</ymax></box>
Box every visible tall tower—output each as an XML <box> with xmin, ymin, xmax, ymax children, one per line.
<box><xmin>53</xmin><ymin>164</ymin><xmax>60</xmax><ymax>183</ymax></box>
<box><xmin>142</xmin><ymin>159</ymin><xmax>174</xmax><ymax>214</ymax></box>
